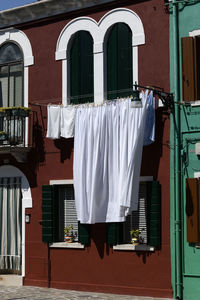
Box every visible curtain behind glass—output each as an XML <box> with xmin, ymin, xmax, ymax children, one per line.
<box><xmin>0</xmin><ymin>177</ymin><xmax>22</xmax><ymax>272</ymax></box>
<box><xmin>0</xmin><ymin>42</ymin><xmax>23</xmax><ymax>108</ymax></box>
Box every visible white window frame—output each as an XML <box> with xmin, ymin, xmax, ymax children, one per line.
<box><xmin>49</xmin><ymin>179</ymin><xmax>84</xmax><ymax>249</ymax></box>
<box><xmin>55</xmin><ymin>8</ymin><xmax>145</xmax><ymax>105</ymax></box>
<box><xmin>0</xmin><ymin>29</ymin><xmax>34</xmax><ymax>146</ymax></box>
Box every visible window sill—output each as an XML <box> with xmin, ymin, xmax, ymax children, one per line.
<box><xmin>113</xmin><ymin>244</ymin><xmax>155</xmax><ymax>251</ymax></box>
<box><xmin>50</xmin><ymin>242</ymin><xmax>84</xmax><ymax>249</ymax></box>
<box><xmin>188</xmin><ymin>100</ymin><xmax>200</xmax><ymax>107</ymax></box>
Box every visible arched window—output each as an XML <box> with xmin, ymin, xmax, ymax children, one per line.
<box><xmin>107</xmin><ymin>23</ymin><xmax>132</xmax><ymax>100</ymax></box>
<box><xmin>70</xmin><ymin>31</ymin><xmax>94</xmax><ymax>104</ymax></box>
<box><xmin>0</xmin><ymin>42</ymin><xmax>23</xmax><ymax>107</ymax></box>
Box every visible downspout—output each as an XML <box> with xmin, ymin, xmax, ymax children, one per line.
<box><xmin>172</xmin><ymin>0</ymin><xmax>182</xmax><ymax>298</ymax></box>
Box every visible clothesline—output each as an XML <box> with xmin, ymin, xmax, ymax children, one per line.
<box><xmin>46</xmin><ymin>92</ymin><xmax>155</xmax><ymax>143</ymax></box>
<box><xmin>29</xmin><ymin>86</ymin><xmax>159</xmax><ymax>107</ymax></box>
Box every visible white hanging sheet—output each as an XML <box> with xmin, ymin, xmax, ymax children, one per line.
<box><xmin>73</xmin><ymin>91</ymin><xmax>148</xmax><ymax>224</ymax></box>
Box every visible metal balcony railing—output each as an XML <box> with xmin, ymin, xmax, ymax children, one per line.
<box><xmin>0</xmin><ymin>116</ymin><xmax>26</xmax><ymax>147</ymax></box>
<box><xmin>0</xmin><ymin>108</ymin><xmax>31</xmax><ymax>148</ymax></box>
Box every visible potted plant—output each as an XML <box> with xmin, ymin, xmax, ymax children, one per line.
<box><xmin>64</xmin><ymin>224</ymin><xmax>74</xmax><ymax>243</ymax></box>
<box><xmin>130</xmin><ymin>228</ymin><xmax>144</xmax><ymax>246</ymax></box>
<box><xmin>0</xmin><ymin>131</ymin><xmax>8</xmax><ymax>141</ymax></box>
<box><xmin>0</xmin><ymin>108</ymin><xmax>6</xmax><ymax>117</ymax></box>
<box><xmin>6</xmin><ymin>107</ymin><xmax>31</xmax><ymax>117</ymax></box>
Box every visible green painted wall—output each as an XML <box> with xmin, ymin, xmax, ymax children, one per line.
<box><xmin>170</xmin><ymin>1</ymin><xmax>200</xmax><ymax>299</ymax></box>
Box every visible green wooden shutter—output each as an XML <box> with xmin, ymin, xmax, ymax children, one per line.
<box><xmin>42</xmin><ymin>185</ymin><xmax>59</xmax><ymax>243</ymax></box>
<box><xmin>107</xmin><ymin>23</ymin><xmax>132</xmax><ymax>100</ymax></box>
<box><xmin>106</xmin><ymin>222</ymin><xmax>123</xmax><ymax>246</ymax></box>
<box><xmin>186</xmin><ymin>178</ymin><xmax>200</xmax><ymax>243</ymax></box>
<box><xmin>78</xmin><ymin>222</ymin><xmax>91</xmax><ymax>245</ymax></box>
<box><xmin>70</xmin><ymin>31</ymin><xmax>94</xmax><ymax>104</ymax></box>
<box><xmin>147</xmin><ymin>181</ymin><xmax>161</xmax><ymax>247</ymax></box>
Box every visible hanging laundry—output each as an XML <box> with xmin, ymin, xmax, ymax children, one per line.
<box><xmin>60</xmin><ymin>106</ymin><xmax>76</xmax><ymax>139</ymax></box>
<box><xmin>73</xmin><ymin>91</ymin><xmax>148</xmax><ymax>224</ymax></box>
<box><xmin>46</xmin><ymin>105</ymin><xmax>61</xmax><ymax>139</ymax></box>
<box><xmin>143</xmin><ymin>91</ymin><xmax>155</xmax><ymax>146</ymax></box>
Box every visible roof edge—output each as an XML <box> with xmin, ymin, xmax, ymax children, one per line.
<box><xmin>0</xmin><ymin>0</ymin><xmax>116</xmax><ymax>29</ymax></box>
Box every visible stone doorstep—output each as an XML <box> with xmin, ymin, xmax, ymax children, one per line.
<box><xmin>0</xmin><ymin>275</ymin><xmax>22</xmax><ymax>286</ymax></box>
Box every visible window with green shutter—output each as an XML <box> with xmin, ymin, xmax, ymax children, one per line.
<box><xmin>106</xmin><ymin>180</ymin><xmax>161</xmax><ymax>247</ymax></box>
<box><xmin>70</xmin><ymin>31</ymin><xmax>94</xmax><ymax>104</ymax></box>
<box><xmin>42</xmin><ymin>184</ymin><xmax>90</xmax><ymax>245</ymax></box>
<box><xmin>107</xmin><ymin>23</ymin><xmax>132</xmax><ymax>100</ymax></box>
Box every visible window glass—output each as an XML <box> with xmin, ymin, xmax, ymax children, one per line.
<box><xmin>0</xmin><ymin>43</ymin><xmax>23</xmax><ymax>64</ymax></box>
<box><xmin>0</xmin><ymin>43</ymin><xmax>23</xmax><ymax>107</ymax></box>
<box><xmin>0</xmin><ymin>66</ymin><xmax>8</xmax><ymax>107</ymax></box>
<box><xmin>70</xmin><ymin>31</ymin><xmax>94</xmax><ymax>104</ymax></box>
<box><xmin>107</xmin><ymin>23</ymin><xmax>132</xmax><ymax>99</ymax></box>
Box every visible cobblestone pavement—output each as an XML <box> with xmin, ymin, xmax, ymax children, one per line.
<box><xmin>0</xmin><ymin>286</ymin><xmax>172</xmax><ymax>300</ymax></box>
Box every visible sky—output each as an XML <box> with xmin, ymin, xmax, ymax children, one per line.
<box><xmin>0</xmin><ymin>0</ymin><xmax>37</xmax><ymax>11</ymax></box>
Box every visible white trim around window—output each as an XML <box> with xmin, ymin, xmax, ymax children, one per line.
<box><xmin>55</xmin><ymin>8</ymin><xmax>145</xmax><ymax>106</ymax></box>
<box><xmin>0</xmin><ymin>165</ymin><xmax>33</xmax><ymax>277</ymax></box>
<box><xmin>49</xmin><ymin>179</ymin><xmax>84</xmax><ymax>249</ymax></box>
<box><xmin>0</xmin><ymin>29</ymin><xmax>34</xmax><ymax>146</ymax></box>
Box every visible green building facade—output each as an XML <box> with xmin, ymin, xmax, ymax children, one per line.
<box><xmin>170</xmin><ymin>1</ymin><xmax>200</xmax><ymax>299</ymax></box>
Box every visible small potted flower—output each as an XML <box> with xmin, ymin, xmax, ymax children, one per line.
<box><xmin>10</xmin><ymin>107</ymin><xmax>31</xmax><ymax>117</ymax></box>
<box><xmin>0</xmin><ymin>108</ymin><xmax>6</xmax><ymax>117</ymax></box>
<box><xmin>130</xmin><ymin>228</ymin><xmax>144</xmax><ymax>246</ymax></box>
<box><xmin>0</xmin><ymin>131</ymin><xmax>8</xmax><ymax>141</ymax></box>
<box><xmin>64</xmin><ymin>224</ymin><xmax>74</xmax><ymax>243</ymax></box>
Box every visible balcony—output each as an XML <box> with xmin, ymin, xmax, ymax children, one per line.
<box><xmin>0</xmin><ymin>107</ymin><xmax>31</xmax><ymax>162</ymax></box>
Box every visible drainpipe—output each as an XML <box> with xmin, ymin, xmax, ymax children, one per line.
<box><xmin>172</xmin><ymin>0</ymin><xmax>182</xmax><ymax>298</ymax></box>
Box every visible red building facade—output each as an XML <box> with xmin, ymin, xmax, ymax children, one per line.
<box><xmin>0</xmin><ymin>0</ymin><xmax>171</xmax><ymax>298</ymax></box>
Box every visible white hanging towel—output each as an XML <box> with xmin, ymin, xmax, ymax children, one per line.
<box><xmin>46</xmin><ymin>105</ymin><xmax>61</xmax><ymax>139</ymax></box>
<box><xmin>73</xmin><ymin>92</ymin><xmax>148</xmax><ymax>224</ymax></box>
<box><xmin>60</xmin><ymin>106</ymin><xmax>76</xmax><ymax>138</ymax></box>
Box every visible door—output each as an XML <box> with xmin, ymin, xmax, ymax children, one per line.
<box><xmin>182</xmin><ymin>133</ymin><xmax>200</xmax><ymax>300</ymax></box>
<box><xmin>0</xmin><ymin>177</ymin><xmax>22</xmax><ymax>274</ymax></box>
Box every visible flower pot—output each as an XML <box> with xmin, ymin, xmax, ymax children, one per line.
<box><xmin>11</xmin><ymin>108</ymin><xmax>31</xmax><ymax>117</ymax></box>
<box><xmin>131</xmin><ymin>238</ymin><xmax>139</xmax><ymax>246</ymax></box>
<box><xmin>0</xmin><ymin>133</ymin><xmax>8</xmax><ymax>141</ymax></box>
<box><xmin>0</xmin><ymin>111</ymin><xmax>6</xmax><ymax>117</ymax></box>
<box><xmin>65</xmin><ymin>235</ymin><xmax>73</xmax><ymax>243</ymax></box>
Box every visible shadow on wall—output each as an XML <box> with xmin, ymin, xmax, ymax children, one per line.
<box><xmin>54</xmin><ymin>137</ymin><xmax>74</xmax><ymax>162</ymax></box>
<box><xmin>141</xmin><ymin>107</ymin><xmax>170</xmax><ymax>178</ymax></box>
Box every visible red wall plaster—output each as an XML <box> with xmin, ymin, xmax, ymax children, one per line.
<box><xmin>4</xmin><ymin>0</ymin><xmax>172</xmax><ymax>297</ymax></box>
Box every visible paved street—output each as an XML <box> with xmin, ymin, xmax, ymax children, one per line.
<box><xmin>0</xmin><ymin>286</ymin><xmax>172</xmax><ymax>300</ymax></box>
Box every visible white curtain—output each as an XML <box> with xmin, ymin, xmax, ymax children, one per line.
<box><xmin>74</xmin><ymin>91</ymin><xmax>148</xmax><ymax>224</ymax></box>
<box><xmin>0</xmin><ymin>177</ymin><xmax>22</xmax><ymax>272</ymax></box>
